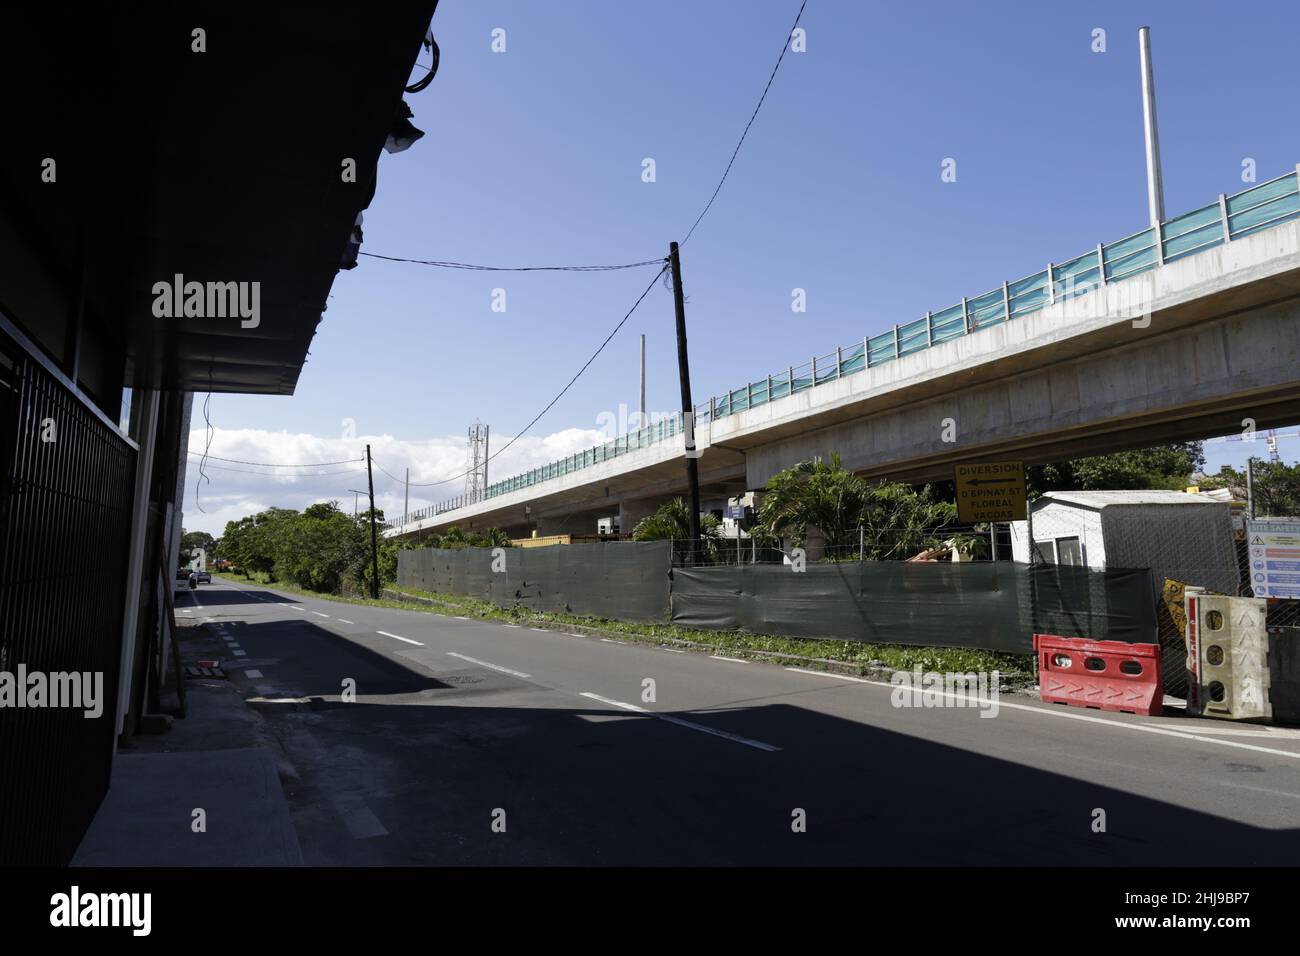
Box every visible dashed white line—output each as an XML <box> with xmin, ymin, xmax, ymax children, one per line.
<box><xmin>600</xmin><ymin>638</ymin><xmax>627</xmax><ymax>645</ymax></box>
<box><xmin>662</xmin><ymin>648</ymin><xmax>686</xmax><ymax>653</ymax></box>
<box><xmin>530</xmin><ymin>628</ymin><xmax>549</xmax><ymax>633</ymax></box>
<box><xmin>244</xmin><ymin>669</ymin><xmax>263</xmax><ymax>679</ymax></box>
<box><xmin>232</xmin><ymin>650</ymin><xmax>247</xmax><ymax>657</ymax></box>
<box><xmin>453</xmin><ymin>616</ymin><xmax>470</xmax><ymax>621</ymax></box>
<box><xmin>502</xmin><ymin>624</ymin><xmax>520</xmax><ymax>629</ymax></box>
<box><xmin>447</xmin><ymin>652</ymin><xmax>531</xmax><ymax>680</ymax></box>
<box><xmin>311</xmin><ymin>611</ymin><xmax>330</xmax><ymax>618</ymax></box>
<box><xmin>337</xmin><ymin>619</ymin><xmax>354</xmax><ymax>625</ymax></box>
<box><xmin>579</xmin><ymin>692</ymin><xmax>780</xmax><ymax>752</ymax></box>
<box><xmin>377</xmin><ymin>630</ymin><xmax>424</xmax><ymax>647</ymax></box>
<box><xmin>710</xmin><ymin>655</ymin><xmax>750</xmax><ymax>664</ymax></box>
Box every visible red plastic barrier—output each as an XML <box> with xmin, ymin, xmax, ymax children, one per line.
<box><xmin>1033</xmin><ymin>633</ymin><xmax>1163</xmax><ymax>717</ymax></box>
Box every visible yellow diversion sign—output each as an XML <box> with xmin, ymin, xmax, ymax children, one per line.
<box><xmin>955</xmin><ymin>460</ymin><xmax>1027</xmax><ymax>522</ymax></box>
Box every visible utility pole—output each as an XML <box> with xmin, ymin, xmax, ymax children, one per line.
<box><xmin>366</xmin><ymin>444</ymin><xmax>380</xmax><ymax>599</ymax></box>
<box><xmin>669</xmin><ymin>241</ymin><xmax>702</xmax><ymax>561</ymax></box>
<box><xmin>404</xmin><ymin>467</ymin><xmax>409</xmax><ymax>526</ymax></box>
<box><xmin>639</xmin><ymin>333</ymin><xmax>646</xmax><ymax>428</ymax></box>
<box><xmin>1246</xmin><ymin>456</ymin><xmax>1257</xmax><ymax>520</ymax></box>
<box><xmin>1139</xmin><ymin>26</ymin><xmax>1165</xmax><ymax>229</ymax></box>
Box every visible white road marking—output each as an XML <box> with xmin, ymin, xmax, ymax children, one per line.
<box><xmin>447</xmin><ymin>652</ymin><xmax>531</xmax><ymax>680</ymax></box>
<box><xmin>288</xmin><ymin>605</ymin><xmax>306</xmax><ymax>611</ymax></box>
<box><xmin>789</xmin><ymin>670</ymin><xmax>1300</xmax><ymax>762</ymax></box>
<box><xmin>600</xmin><ymin>638</ymin><xmax>627</xmax><ymax>645</ymax></box>
<box><xmin>710</xmin><ymin>655</ymin><xmax>750</xmax><ymax>664</ymax></box>
<box><xmin>530</xmin><ymin>628</ymin><xmax>549</xmax><ymax>633</ymax></box>
<box><xmin>1144</xmin><ymin>722</ymin><xmax>1300</xmax><ymax>739</ymax></box>
<box><xmin>244</xmin><ymin>669</ymin><xmax>263</xmax><ymax>679</ymax></box>
<box><xmin>250</xmin><ymin>696</ymin><xmax>309</xmax><ymax>704</ymax></box>
<box><xmin>662</xmin><ymin>647</ymin><xmax>686</xmax><ymax>653</ymax></box>
<box><xmin>337</xmin><ymin>619</ymin><xmax>354</xmax><ymax>625</ymax></box>
<box><xmin>335</xmin><ymin>799</ymin><xmax>389</xmax><ymax>840</ymax></box>
<box><xmin>454</xmin><ymin>616</ymin><xmax>469</xmax><ymax>621</ymax></box>
<box><xmin>578</xmin><ymin>692</ymin><xmax>780</xmax><ymax>752</ymax></box>
<box><xmin>784</xmin><ymin>666</ymin><xmax>872</xmax><ymax>683</ymax></box>
<box><xmin>502</xmin><ymin>624</ymin><xmax>520</xmax><ymax>629</ymax></box>
<box><xmin>377</xmin><ymin>630</ymin><xmax>424</xmax><ymax>647</ymax></box>
<box><xmin>232</xmin><ymin>650</ymin><xmax>247</xmax><ymax>657</ymax></box>
<box><xmin>564</xmin><ymin>633</ymin><xmax>586</xmax><ymax>638</ymax></box>
<box><xmin>311</xmin><ymin>611</ymin><xmax>330</xmax><ymax>618</ymax></box>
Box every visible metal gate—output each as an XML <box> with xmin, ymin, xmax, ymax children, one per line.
<box><xmin>0</xmin><ymin>323</ymin><xmax>137</xmax><ymax>865</ymax></box>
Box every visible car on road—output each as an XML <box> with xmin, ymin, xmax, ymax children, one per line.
<box><xmin>196</xmin><ymin>570</ymin><xmax>212</xmax><ymax>584</ymax></box>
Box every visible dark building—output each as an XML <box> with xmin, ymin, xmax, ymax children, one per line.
<box><xmin>0</xmin><ymin>3</ymin><xmax>439</xmax><ymax>865</ymax></box>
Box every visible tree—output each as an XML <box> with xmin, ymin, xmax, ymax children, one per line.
<box><xmin>756</xmin><ymin>453</ymin><xmax>956</xmax><ymax>559</ymax></box>
<box><xmin>630</xmin><ymin>498</ymin><xmax>721</xmax><ymax>542</ymax></box>
<box><xmin>180</xmin><ymin>529</ymin><xmax>215</xmax><ymax>565</ymax></box>
<box><xmin>1201</xmin><ymin>461</ymin><xmax>1300</xmax><ymax>517</ymax></box>
<box><xmin>273</xmin><ymin>501</ymin><xmax>367</xmax><ymax>593</ymax></box>
<box><xmin>1027</xmin><ymin>442</ymin><xmax>1204</xmax><ymax>497</ymax></box>
<box><xmin>630</xmin><ymin>498</ymin><xmax>721</xmax><ymax>563</ymax></box>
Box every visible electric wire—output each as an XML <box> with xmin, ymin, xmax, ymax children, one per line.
<box><xmin>377</xmin><ymin>262</ymin><xmax>668</xmax><ymax>492</ymax></box>
<box><xmin>681</xmin><ymin>0</ymin><xmax>807</xmax><ymax>245</ymax></box>
<box><xmin>358</xmin><ymin>252</ymin><xmax>667</xmax><ymax>272</ymax></box>
<box><xmin>186</xmin><ymin>451</ymin><xmax>365</xmax><ymax>468</ymax></box>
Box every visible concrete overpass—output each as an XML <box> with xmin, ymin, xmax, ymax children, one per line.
<box><xmin>389</xmin><ymin>168</ymin><xmax>1300</xmax><ymax>541</ymax></box>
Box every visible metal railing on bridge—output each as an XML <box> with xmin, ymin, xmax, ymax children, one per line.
<box><xmin>409</xmin><ymin>167</ymin><xmax>1300</xmax><ymax>526</ymax></box>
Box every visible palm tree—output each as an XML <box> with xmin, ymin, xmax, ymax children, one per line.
<box><xmin>756</xmin><ymin>453</ymin><xmax>956</xmax><ymax>560</ymax></box>
<box><xmin>630</xmin><ymin>498</ymin><xmax>721</xmax><ymax>563</ymax></box>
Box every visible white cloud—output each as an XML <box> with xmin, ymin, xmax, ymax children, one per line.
<box><xmin>182</xmin><ymin>425</ymin><xmax>609</xmax><ymax>536</ymax></box>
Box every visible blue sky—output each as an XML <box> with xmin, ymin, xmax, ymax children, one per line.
<box><xmin>185</xmin><ymin>0</ymin><xmax>1300</xmax><ymax>533</ymax></box>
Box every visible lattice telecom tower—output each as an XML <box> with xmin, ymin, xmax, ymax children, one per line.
<box><xmin>466</xmin><ymin>421</ymin><xmax>490</xmax><ymax>503</ymax></box>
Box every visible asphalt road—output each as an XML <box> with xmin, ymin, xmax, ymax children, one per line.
<box><xmin>179</xmin><ymin>578</ymin><xmax>1300</xmax><ymax>865</ymax></box>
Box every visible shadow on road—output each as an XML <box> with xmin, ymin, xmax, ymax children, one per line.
<box><xmin>184</xmin><ymin>616</ymin><xmax>1300</xmax><ymax>866</ymax></box>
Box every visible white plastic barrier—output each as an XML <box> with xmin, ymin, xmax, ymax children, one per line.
<box><xmin>1184</xmin><ymin>592</ymin><xmax>1271</xmax><ymax>722</ymax></box>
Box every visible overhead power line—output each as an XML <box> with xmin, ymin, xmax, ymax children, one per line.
<box><xmin>186</xmin><ymin>450</ymin><xmax>365</xmax><ymax>468</ymax></box>
<box><xmin>358</xmin><ymin>252</ymin><xmax>666</xmax><ymax>272</ymax></box>
<box><xmin>682</xmin><ymin>0</ymin><xmax>808</xmax><ymax>245</ymax></box>
<box><xmin>360</xmin><ymin>1</ymin><xmax>805</xmax><ymax>272</ymax></box>
<box><xmin>378</xmin><ymin>262</ymin><xmax>668</xmax><ymax>491</ymax></box>
<box><xmin>187</xmin><ymin>461</ymin><xmax>368</xmax><ymax>478</ymax></box>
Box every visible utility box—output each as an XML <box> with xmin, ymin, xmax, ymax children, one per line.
<box><xmin>597</xmin><ymin>516</ymin><xmax>619</xmax><ymax>535</ymax></box>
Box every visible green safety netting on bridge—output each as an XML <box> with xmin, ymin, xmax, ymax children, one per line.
<box><xmin>403</xmin><ymin>168</ymin><xmax>1300</xmax><ymax>525</ymax></box>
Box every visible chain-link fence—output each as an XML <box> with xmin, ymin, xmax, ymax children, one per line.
<box><xmin>666</xmin><ymin>523</ymin><xmax>1004</xmax><ymax>568</ymax></box>
<box><xmin>1234</xmin><ymin>537</ymin><xmax>1300</xmax><ymax>628</ymax></box>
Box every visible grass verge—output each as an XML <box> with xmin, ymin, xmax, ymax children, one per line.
<box><xmin>214</xmin><ymin>571</ymin><xmax>1034</xmax><ymax>684</ymax></box>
